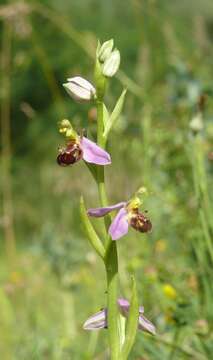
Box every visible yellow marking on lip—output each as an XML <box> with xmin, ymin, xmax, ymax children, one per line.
<box><xmin>126</xmin><ymin>196</ymin><xmax>141</xmax><ymax>212</ymax></box>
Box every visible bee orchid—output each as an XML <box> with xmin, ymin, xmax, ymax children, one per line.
<box><xmin>57</xmin><ymin>119</ymin><xmax>111</xmax><ymax>166</ymax></box>
<box><xmin>87</xmin><ymin>197</ymin><xmax>152</xmax><ymax>240</ymax></box>
<box><xmin>83</xmin><ymin>298</ymin><xmax>156</xmax><ymax>335</ymax></box>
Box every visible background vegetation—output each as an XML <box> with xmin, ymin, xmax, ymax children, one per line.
<box><xmin>0</xmin><ymin>0</ymin><xmax>213</xmax><ymax>359</ymax></box>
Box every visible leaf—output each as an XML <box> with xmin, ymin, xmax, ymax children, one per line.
<box><xmin>121</xmin><ymin>277</ymin><xmax>139</xmax><ymax>359</ymax></box>
<box><xmin>106</xmin><ymin>242</ymin><xmax>121</xmax><ymax>359</ymax></box>
<box><xmin>80</xmin><ymin>196</ymin><xmax>105</xmax><ymax>259</ymax></box>
<box><xmin>96</xmin><ymin>39</ymin><xmax>101</xmax><ymax>57</ymax></box>
<box><xmin>103</xmin><ymin>103</ymin><xmax>110</xmax><ymax>127</ymax></box>
<box><xmin>103</xmin><ymin>89</ymin><xmax>127</xmax><ymax>138</ymax></box>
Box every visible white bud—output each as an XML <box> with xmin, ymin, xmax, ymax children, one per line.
<box><xmin>98</xmin><ymin>39</ymin><xmax>114</xmax><ymax>62</ymax></box>
<box><xmin>189</xmin><ymin>113</ymin><xmax>204</xmax><ymax>133</ymax></box>
<box><xmin>102</xmin><ymin>49</ymin><xmax>120</xmax><ymax>78</ymax></box>
<box><xmin>63</xmin><ymin>76</ymin><xmax>96</xmax><ymax>102</ymax></box>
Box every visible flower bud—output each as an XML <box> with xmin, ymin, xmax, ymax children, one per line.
<box><xmin>63</xmin><ymin>76</ymin><xmax>96</xmax><ymax>102</ymax></box>
<box><xmin>102</xmin><ymin>49</ymin><xmax>120</xmax><ymax>77</ymax></box>
<box><xmin>189</xmin><ymin>113</ymin><xmax>203</xmax><ymax>134</ymax></box>
<box><xmin>98</xmin><ymin>39</ymin><xmax>114</xmax><ymax>62</ymax></box>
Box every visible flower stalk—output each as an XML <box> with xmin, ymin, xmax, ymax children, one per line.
<box><xmin>56</xmin><ymin>39</ymin><xmax>156</xmax><ymax>359</ymax></box>
<box><xmin>96</xmin><ymin>87</ymin><xmax>120</xmax><ymax>359</ymax></box>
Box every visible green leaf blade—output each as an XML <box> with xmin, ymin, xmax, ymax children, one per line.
<box><xmin>121</xmin><ymin>277</ymin><xmax>139</xmax><ymax>359</ymax></box>
<box><xmin>103</xmin><ymin>103</ymin><xmax>110</xmax><ymax>127</ymax></box>
<box><xmin>80</xmin><ymin>196</ymin><xmax>105</xmax><ymax>259</ymax></box>
<box><xmin>103</xmin><ymin>89</ymin><xmax>127</xmax><ymax>138</ymax></box>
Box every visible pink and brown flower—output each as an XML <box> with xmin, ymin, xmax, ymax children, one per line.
<box><xmin>57</xmin><ymin>119</ymin><xmax>111</xmax><ymax>166</ymax></box>
<box><xmin>88</xmin><ymin>196</ymin><xmax>152</xmax><ymax>240</ymax></box>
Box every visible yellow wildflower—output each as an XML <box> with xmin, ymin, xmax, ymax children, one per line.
<box><xmin>163</xmin><ymin>284</ymin><xmax>177</xmax><ymax>300</ymax></box>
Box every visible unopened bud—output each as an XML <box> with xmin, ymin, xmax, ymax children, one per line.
<box><xmin>98</xmin><ymin>39</ymin><xmax>114</xmax><ymax>62</ymax></box>
<box><xmin>102</xmin><ymin>49</ymin><xmax>120</xmax><ymax>77</ymax></box>
<box><xmin>189</xmin><ymin>113</ymin><xmax>203</xmax><ymax>133</ymax></box>
<box><xmin>63</xmin><ymin>76</ymin><xmax>96</xmax><ymax>102</ymax></box>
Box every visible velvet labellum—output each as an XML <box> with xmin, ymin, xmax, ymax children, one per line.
<box><xmin>57</xmin><ymin>141</ymin><xmax>83</xmax><ymax>166</ymax></box>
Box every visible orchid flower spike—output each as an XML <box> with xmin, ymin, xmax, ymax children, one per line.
<box><xmin>83</xmin><ymin>298</ymin><xmax>156</xmax><ymax>335</ymax></box>
<box><xmin>57</xmin><ymin>119</ymin><xmax>111</xmax><ymax>166</ymax></box>
<box><xmin>87</xmin><ymin>195</ymin><xmax>152</xmax><ymax>240</ymax></box>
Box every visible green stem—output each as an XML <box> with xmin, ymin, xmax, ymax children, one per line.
<box><xmin>96</xmin><ymin>100</ymin><xmax>120</xmax><ymax>359</ymax></box>
<box><xmin>149</xmin><ymin>334</ymin><xmax>206</xmax><ymax>359</ymax></box>
<box><xmin>105</xmin><ymin>242</ymin><xmax>120</xmax><ymax>360</ymax></box>
<box><xmin>97</xmin><ymin>100</ymin><xmax>104</xmax><ymax>147</ymax></box>
<box><xmin>169</xmin><ymin>327</ymin><xmax>181</xmax><ymax>360</ymax></box>
<box><xmin>142</xmin><ymin>106</ymin><xmax>151</xmax><ymax>186</ymax></box>
<box><xmin>1</xmin><ymin>20</ymin><xmax>16</xmax><ymax>264</ymax></box>
<box><xmin>96</xmin><ymin>101</ymin><xmax>112</xmax><ymax>232</ymax></box>
<box><xmin>192</xmin><ymin>136</ymin><xmax>213</xmax><ymax>263</ymax></box>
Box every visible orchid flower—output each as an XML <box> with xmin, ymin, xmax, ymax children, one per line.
<box><xmin>83</xmin><ymin>298</ymin><xmax>156</xmax><ymax>335</ymax></box>
<box><xmin>57</xmin><ymin>119</ymin><xmax>111</xmax><ymax>166</ymax></box>
<box><xmin>87</xmin><ymin>196</ymin><xmax>152</xmax><ymax>240</ymax></box>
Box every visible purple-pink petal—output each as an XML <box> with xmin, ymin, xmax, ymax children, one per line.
<box><xmin>109</xmin><ymin>207</ymin><xmax>129</xmax><ymax>240</ymax></box>
<box><xmin>83</xmin><ymin>298</ymin><xmax>156</xmax><ymax>335</ymax></box>
<box><xmin>138</xmin><ymin>314</ymin><xmax>156</xmax><ymax>335</ymax></box>
<box><xmin>81</xmin><ymin>137</ymin><xmax>111</xmax><ymax>165</ymax></box>
<box><xmin>83</xmin><ymin>309</ymin><xmax>107</xmax><ymax>330</ymax></box>
<box><xmin>87</xmin><ymin>202</ymin><xmax>126</xmax><ymax>218</ymax></box>
<box><xmin>117</xmin><ymin>298</ymin><xmax>155</xmax><ymax>335</ymax></box>
<box><xmin>118</xmin><ymin>298</ymin><xmax>130</xmax><ymax>317</ymax></box>
<box><xmin>139</xmin><ymin>305</ymin><xmax>145</xmax><ymax>314</ymax></box>
<box><xmin>118</xmin><ymin>298</ymin><xmax>144</xmax><ymax>316</ymax></box>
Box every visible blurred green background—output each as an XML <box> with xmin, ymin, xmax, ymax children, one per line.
<box><xmin>0</xmin><ymin>0</ymin><xmax>213</xmax><ymax>359</ymax></box>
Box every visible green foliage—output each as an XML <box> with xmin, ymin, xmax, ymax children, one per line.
<box><xmin>103</xmin><ymin>89</ymin><xmax>127</xmax><ymax>139</ymax></box>
<box><xmin>121</xmin><ymin>277</ymin><xmax>139</xmax><ymax>359</ymax></box>
<box><xmin>80</xmin><ymin>196</ymin><xmax>105</xmax><ymax>259</ymax></box>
